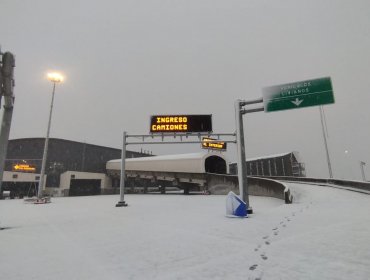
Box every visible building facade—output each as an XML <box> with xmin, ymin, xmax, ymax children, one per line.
<box><xmin>229</xmin><ymin>152</ymin><xmax>306</xmax><ymax>177</ymax></box>
<box><xmin>1</xmin><ymin>138</ymin><xmax>150</xmax><ymax>197</ymax></box>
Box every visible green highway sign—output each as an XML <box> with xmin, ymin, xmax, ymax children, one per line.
<box><xmin>262</xmin><ymin>77</ymin><xmax>334</xmax><ymax>112</ymax></box>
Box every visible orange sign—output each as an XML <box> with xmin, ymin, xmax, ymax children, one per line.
<box><xmin>201</xmin><ymin>137</ymin><xmax>227</xmax><ymax>151</ymax></box>
<box><xmin>12</xmin><ymin>164</ymin><xmax>36</xmax><ymax>172</ymax></box>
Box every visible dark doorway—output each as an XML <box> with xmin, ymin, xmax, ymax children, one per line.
<box><xmin>1</xmin><ymin>182</ymin><xmax>38</xmax><ymax>198</ymax></box>
<box><xmin>69</xmin><ymin>179</ymin><xmax>101</xmax><ymax>196</ymax></box>
<box><xmin>204</xmin><ymin>156</ymin><xmax>227</xmax><ymax>174</ymax></box>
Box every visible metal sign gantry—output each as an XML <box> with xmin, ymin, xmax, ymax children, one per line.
<box><xmin>116</xmin><ymin>77</ymin><xmax>335</xmax><ymax>213</ymax></box>
<box><xmin>115</xmin><ymin>132</ymin><xmax>236</xmax><ymax>207</ymax></box>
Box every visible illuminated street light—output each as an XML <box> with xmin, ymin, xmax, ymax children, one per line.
<box><xmin>47</xmin><ymin>72</ymin><xmax>64</xmax><ymax>83</ymax></box>
<box><xmin>38</xmin><ymin>72</ymin><xmax>64</xmax><ymax>199</ymax></box>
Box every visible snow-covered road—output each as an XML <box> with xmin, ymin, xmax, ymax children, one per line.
<box><xmin>1</xmin><ymin>183</ymin><xmax>369</xmax><ymax>280</ymax></box>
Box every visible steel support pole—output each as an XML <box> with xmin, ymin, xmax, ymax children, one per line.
<box><xmin>319</xmin><ymin>106</ymin><xmax>333</xmax><ymax>178</ymax></box>
<box><xmin>116</xmin><ymin>131</ymin><xmax>128</xmax><ymax>207</ymax></box>
<box><xmin>234</xmin><ymin>100</ymin><xmax>251</xmax><ymax>212</ymax></box>
<box><xmin>0</xmin><ymin>52</ymin><xmax>15</xmax><ymax>196</ymax></box>
<box><xmin>38</xmin><ymin>82</ymin><xmax>56</xmax><ymax>198</ymax></box>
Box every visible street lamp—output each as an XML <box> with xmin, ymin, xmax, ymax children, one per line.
<box><xmin>38</xmin><ymin>72</ymin><xmax>64</xmax><ymax>199</ymax></box>
<box><xmin>360</xmin><ymin>161</ymin><xmax>366</xmax><ymax>182</ymax></box>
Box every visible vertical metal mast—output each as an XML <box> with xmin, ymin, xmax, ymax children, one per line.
<box><xmin>0</xmin><ymin>52</ymin><xmax>15</xmax><ymax>194</ymax></box>
<box><xmin>38</xmin><ymin>82</ymin><xmax>56</xmax><ymax>198</ymax></box>
<box><xmin>116</xmin><ymin>131</ymin><xmax>128</xmax><ymax>207</ymax></box>
<box><xmin>319</xmin><ymin>106</ymin><xmax>333</xmax><ymax>178</ymax></box>
<box><xmin>234</xmin><ymin>100</ymin><xmax>249</xmax><ymax>207</ymax></box>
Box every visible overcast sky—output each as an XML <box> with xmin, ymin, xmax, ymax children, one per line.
<box><xmin>1</xmin><ymin>0</ymin><xmax>370</xmax><ymax>180</ymax></box>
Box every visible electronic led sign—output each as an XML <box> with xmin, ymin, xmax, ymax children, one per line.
<box><xmin>150</xmin><ymin>115</ymin><xmax>212</xmax><ymax>133</ymax></box>
<box><xmin>12</xmin><ymin>164</ymin><xmax>36</xmax><ymax>172</ymax></box>
<box><xmin>201</xmin><ymin>137</ymin><xmax>227</xmax><ymax>151</ymax></box>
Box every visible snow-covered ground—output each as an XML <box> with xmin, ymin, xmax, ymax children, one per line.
<box><xmin>1</xmin><ymin>183</ymin><xmax>370</xmax><ymax>280</ymax></box>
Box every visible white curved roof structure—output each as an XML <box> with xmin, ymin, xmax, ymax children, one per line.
<box><xmin>106</xmin><ymin>152</ymin><xmax>228</xmax><ymax>174</ymax></box>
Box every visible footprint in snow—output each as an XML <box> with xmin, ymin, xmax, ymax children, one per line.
<box><xmin>249</xmin><ymin>264</ymin><xmax>258</xmax><ymax>271</ymax></box>
<box><xmin>254</xmin><ymin>244</ymin><xmax>262</xmax><ymax>251</ymax></box>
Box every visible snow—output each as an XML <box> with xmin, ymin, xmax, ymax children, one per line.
<box><xmin>108</xmin><ymin>152</ymin><xmax>222</xmax><ymax>163</ymax></box>
<box><xmin>230</xmin><ymin>151</ymin><xmax>302</xmax><ymax>164</ymax></box>
<box><xmin>1</xmin><ymin>183</ymin><xmax>370</xmax><ymax>280</ymax></box>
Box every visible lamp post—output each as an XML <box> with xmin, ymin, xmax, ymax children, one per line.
<box><xmin>319</xmin><ymin>106</ymin><xmax>333</xmax><ymax>178</ymax></box>
<box><xmin>360</xmin><ymin>161</ymin><xmax>366</xmax><ymax>182</ymax></box>
<box><xmin>38</xmin><ymin>72</ymin><xmax>64</xmax><ymax>199</ymax></box>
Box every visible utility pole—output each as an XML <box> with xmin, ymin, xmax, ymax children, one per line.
<box><xmin>0</xmin><ymin>51</ymin><xmax>15</xmax><ymax>195</ymax></box>
<box><xmin>319</xmin><ymin>106</ymin><xmax>333</xmax><ymax>178</ymax></box>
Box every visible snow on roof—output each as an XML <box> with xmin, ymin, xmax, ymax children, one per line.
<box><xmin>108</xmin><ymin>151</ymin><xmax>226</xmax><ymax>163</ymax></box>
<box><xmin>231</xmin><ymin>151</ymin><xmax>302</xmax><ymax>164</ymax></box>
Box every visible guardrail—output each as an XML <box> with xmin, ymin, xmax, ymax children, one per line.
<box><xmin>263</xmin><ymin>176</ymin><xmax>370</xmax><ymax>194</ymax></box>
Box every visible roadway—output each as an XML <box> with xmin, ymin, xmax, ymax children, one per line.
<box><xmin>1</xmin><ymin>182</ymin><xmax>369</xmax><ymax>279</ymax></box>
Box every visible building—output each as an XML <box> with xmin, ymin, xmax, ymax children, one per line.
<box><xmin>229</xmin><ymin>151</ymin><xmax>306</xmax><ymax>177</ymax></box>
<box><xmin>1</xmin><ymin>138</ymin><xmax>150</xmax><ymax>197</ymax></box>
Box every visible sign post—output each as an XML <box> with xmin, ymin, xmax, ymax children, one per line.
<box><xmin>116</xmin><ymin>131</ymin><xmax>128</xmax><ymax>207</ymax></box>
<box><xmin>235</xmin><ymin>100</ymin><xmax>249</xmax><ymax>212</ymax></box>
<box><xmin>235</xmin><ymin>76</ymin><xmax>335</xmax><ymax>213</ymax></box>
<box><xmin>235</xmin><ymin>98</ymin><xmax>264</xmax><ymax>214</ymax></box>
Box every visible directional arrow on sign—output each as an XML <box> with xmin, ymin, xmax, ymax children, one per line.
<box><xmin>291</xmin><ymin>98</ymin><xmax>303</xmax><ymax>106</ymax></box>
<box><xmin>262</xmin><ymin>77</ymin><xmax>334</xmax><ymax>112</ymax></box>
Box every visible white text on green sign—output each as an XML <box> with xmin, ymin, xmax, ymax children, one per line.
<box><xmin>262</xmin><ymin>77</ymin><xmax>334</xmax><ymax>112</ymax></box>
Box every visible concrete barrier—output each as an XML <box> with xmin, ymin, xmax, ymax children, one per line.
<box><xmin>206</xmin><ymin>174</ymin><xmax>292</xmax><ymax>203</ymax></box>
<box><xmin>248</xmin><ymin>177</ymin><xmax>293</xmax><ymax>204</ymax></box>
<box><xmin>107</xmin><ymin>170</ymin><xmax>293</xmax><ymax>203</ymax></box>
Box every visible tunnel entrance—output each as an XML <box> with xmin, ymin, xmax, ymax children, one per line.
<box><xmin>205</xmin><ymin>156</ymin><xmax>227</xmax><ymax>174</ymax></box>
